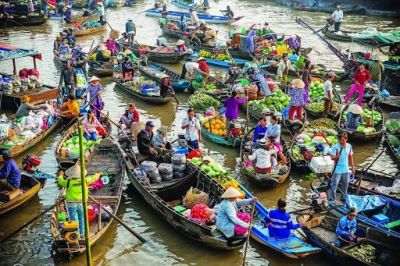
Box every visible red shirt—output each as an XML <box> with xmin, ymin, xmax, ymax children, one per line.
<box><xmin>198</xmin><ymin>61</ymin><xmax>210</xmax><ymax>74</ymax></box>
<box><xmin>353</xmin><ymin>69</ymin><xmax>371</xmax><ymax>85</ymax></box>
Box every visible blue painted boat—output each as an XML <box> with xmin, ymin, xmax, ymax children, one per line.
<box><xmin>200</xmin><ymin>125</ymin><xmax>240</xmax><ymax>147</ymax></box>
<box><xmin>171</xmin><ymin>0</ymin><xmax>210</xmax><ymax>12</ymax></box>
<box><xmin>189</xmin><ymin>52</ymin><xmax>249</xmax><ymax>68</ymax></box>
<box><xmin>240</xmin><ymin>185</ymin><xmax>321</xmax><ymax>258</ymax></box>
<box><xmin>145</xmin><ymin>8</ymin><xmax>243</xmax><ymax>24</ymax></box>
<box><xmin>139</xmin><ymin>62</ymin><xmax>190</xmax><ymax>92</ymax></box>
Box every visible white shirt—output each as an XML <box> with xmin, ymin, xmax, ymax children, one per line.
<box><xmin>324</xmin><ymin>80</ymin><xmax>333</xmax><ymax>99</ymax></box>
<box><xmin>248</xmin><ymin>148</ymin><xmax>277</xmax><ymax>169</ymax></box>
<box><xmin>191</xmin><ymin>11</ymin><xmax>200</xmax><ymax>27</ymax></box>
<box><xmin>332</xmin><ymin>10</ymin><xmax>343</xmax><ymax>23</ymax></box>
<box><xmin>182</xmin><ymin>117</ymin><xmax>200</xmax><ymax>141</ymax></box>
<box><xmin>184</xmin><ymin>62</ymin><xmax>200</xmax><ymax>75</ymax></box>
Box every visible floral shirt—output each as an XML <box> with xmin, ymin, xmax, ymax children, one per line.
<box><xmin>288</xmin><ymin>87</ymin><xmax>305</xmax><ymax>107</ymax></box>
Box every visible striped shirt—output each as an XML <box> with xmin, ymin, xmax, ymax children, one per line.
<box><xmin>264</xmin><ymin>209</ymin><xmax>300</xmax><ymax>239</ymax></box>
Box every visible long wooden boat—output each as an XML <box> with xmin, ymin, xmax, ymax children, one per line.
<box><xmin>189</xmin><ymin>44</ymin><xmax>253</xmax><ymax>60</ymax></box>
<box><xmin>322</xmin><ymin>27</ymin><xmax>354</xmax><ymax>42</ymax></box>
<box><xmin>115</xmin><ymin>80</ymin><xmax>174</xmax><ymax>105</ymax></box>
<box><xmin>299</xmin><ymin>214</ymin><xmax>400</xmax><ymax>265</ymax></box>
<box><xmin>171</xmin><ymin>0</ymin><xmax>210</xmax><ymax>12</ymax></box>
<box><xmin>138</xmin><ymin>62</ymin><xmax>190</xmax><ymax>92</ymax></box>
<box><xmin>200</xmin><ymin>124</ymin><xmax>241</xmax><ymax>147</ymax></box>
<box><xmin>293</xmin><ymin>4</ymin><xmax>367</xmax><ymax>15</ymax></box>
<box><xmin>189</xmin><ymin>51</ymin><xmax>249</xmax><ymax>68</ymax></box>
<box><xmin>70</xmin><ymin>14</ymin><xmax>99</xmax><ymax>24</ymax></box>
<box><xmin>125</xmin><ymin>151</ymin><xmax>247</xmax><ymax>250</ymax></box>
<box><xmin>73</xmin><ymin>24</ymin><xmax>107</xmax><ymax>37</ymax></box>
<box><xmin>240</xmin><ymin>186</ymin><xmax>320</xmax><ymax>258</ymax></box>
<box><xmin>0</xmin><ymin>174</ymin><xmax>42</xmax><ymax>215</ymax></box>
<box><xmin>0</xmin><ymin>117</ymin><xmax>61</xmax><ymax>163</ymax></box>
<box><xmin>384</xmin><ymin>132</ymin><xmax>400</xmax><ymax>167</ymax></box>
<box><xmin>50</xmin><ymin>138</ymin><xmax>126</xmax><ymax>256</ymax></box>
<box><xmin>55</xmin><ymin>116</ymin><xmax>112</xmax><ymax>170</ymax></box>
<box><xmin>379</xmin><ymin>96</ymin><xmax>400</xmax><ymax>111</ymax></box>
<box><xmin>107</xmin><ymin>0</ymin><xmax>125</xmax><ymax>7</ymax></box>
<box><xmin>0</xmin><ymin>13</ymin><xmax>47</xmax><ymax>27</ymax></box>
<box><xmin>161</xmin><ymin>26</ymin><xmax>207</xmax><ymax>42</ymax></box>
<box><xmin>145</xmin><ymin>8</ymin><xmax>243</xmax><ymax>25</ymax></box>
<box><xmin>88</xmin><ymin>61</ymin><xmax>114</xmax><ymax>77</ymax></box>
<box><xmin>241</xmin><ymin>131</ymin><xmax>291</xmax><ymax>187</ymax></box>
<box><xmin>338</xmin><ymin>105</ymin><xmax>384</xmax><ymax>141</ymax></box>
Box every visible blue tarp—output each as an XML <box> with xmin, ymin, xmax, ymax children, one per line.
<box><xmin>346</xmin><ymin>194</ymin><xmax>387</xmax><ymax>212</ymax></box>
<box><xmin>0</xmin><ymin>43</ymin><xmax>40</xmax><ymax>61</ymax></box>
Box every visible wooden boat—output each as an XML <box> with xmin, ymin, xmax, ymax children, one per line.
<box><xmin>145</xmin><ymin>8</ymin><xmax>243</xmax><ymax>25</ymax></box>
<box><xmin>69</xmin><ymin>14</ymin><xmax>99</xmax><ymax>24</ymax></box>
<box><xmin>115</xmin><ymin>80</ymin><xmax>174</xmax><ymax>105</ymax></box>
<box><xmin>138</xmin><ymin>62</ymin><xmax>190</xmax><ymax>92</ymax></box>
<box><xmin>125</xmin><ymin>151</ymin><xmax>247</xmax><ymax>250</ymax></box>
<box><xmin>384</xmin><ymin>132</ymin><xmax>400</xmax><ymax>167</ymax></box>
<box><xmin>299</xmin><ymin>214</ymin><xmax>400</xmax><ymax>265</ymax></box>
<box><xmin>55</xmin><ymin>116</ymin><xmax>112</xmax><ymax>170</ymax></box>
<box><xmin>107</xmin><ymin>0</ymin><xmax>125</xmax><ymax>7</ymax></box>
<box><xmin>240</xmin><ymin>186</ymin><xmax>321</xmax><ymax>258</ymax></box>
<box><xmin>322</xmin><ymin>27</ymin><xmax>354</xmax><ymax>42</ymax></box>
<box><xmin>338</xmin><ymin>105</ymin><xmax>384</xmax><ymax>141</ymax></box>
<box><xmin>73</xmin><ymin>24</ymin><xmax>107</xmax><ymax>37</ymax></box>
<box><xmin>200</xmin><ymin>124</ymin><xmax>241</xmax><ymax>148</ymax></box>
<box><xmin>189</xmin><ymin>44</ymin><xmax>253</xmax><ymax>61</ymax></box>
<box><xmin>293</xmin><ymin>4</ymin><xmax>366</xmax><ymax>15</ymax></box>
<box><xmin>189</xmin><ymin>51</ymin><xmax>249</xmax><ymax>68</ymax></box>
<box><xmin>380</xmin><ymin>96</ymin><xmax>400</xmax><ymax>111</ymax></box>
<box><xmin>0</xmin><ymin>174</ymin><xmax>42</xmax><ymax>215</ymax></box>
<box><xmin>289</xmin><ymin>118</ymin><xmax>338</xmax><ymax>171</ymax></box>
<box><xmin>0</xmin><ymin>13</ymin><xmax>47</xmax><ymax>27</ymax></box>
<box><xmin>161</xmin><ymin>26</ymin><xmax>208</xmax><ymax>42</ymax></box>
<box><xmin>0</xmin><ymin>117</ymin><xmax>61</xmax><ymax>163</ymax></box>
<box><xmin>50</xmin><ymin>138</ymin><xmax>126</xmax><ymax>256</ymax></box>
<box><xmin>88</xmin><ymin>61</ymin><xmax>114</xmax><ymax>77</ymax></box>
<box><xmin>171</xmin><ymin>0</ymin><xmax>210</xmax><ymax>12</ymax></box>
<box><xmin>240</xmin><ymin>131</ymin><xmax>291</xmax><ymax>187</ymax></box>
<box><xmin>72</xmin><ymin>0</ymin><xmax>88</xmax><ymax>9</ymax></box>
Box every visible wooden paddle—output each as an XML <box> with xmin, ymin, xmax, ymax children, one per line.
<box><xmin>242</xmin><ymin>203</ymin><xmax>256</xmax><ymax>266</ymax></box>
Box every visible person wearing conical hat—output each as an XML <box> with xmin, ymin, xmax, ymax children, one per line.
<box><xmin>345</xmin><ymin>104</ymin><xmax>363</xmax><ymax>131</ymax></box>
<box><xmin>87</xmin><ymin>76</ymin><xmax>104</xmax><ymax>120</ymax></box>
<box><xmin>57</xmin><ymin>163</ymin><xmax>102</xmax><ymax>236</ymax></box>
<box><xmin>159</xmin><ymin>74</ymin><xmax>175</xmax><ymax>97</ymax></box>
<box><xmin>216</xmin><ymin>187</ymin><xmax>257</xmax><ymax>238</ymax></box>
<box><xmin>176</xmin><ymin>39</ymin><xmax>187</xmax><ymax>54</ymax></box>
<box><xmin>248</xmin><ymin>139</ymin><xmax>277</xmax><ymax>174</ymax></box>
<box><xmin>288</xmin><ymin>79</ymin><xmax>306</xmax><ymax>121</ymax></box>
<box><xmin>153</xmin><ymin>126</ymin><xmax>171</xmax><ymax>149</ymax></box>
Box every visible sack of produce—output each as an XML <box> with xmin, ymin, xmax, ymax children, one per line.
<box><xmin>140</xmin><ymin>160</ymin><xmax>157</xmax><ymax>171</ymax></box>
<box><xmin>134</xmin><ymin>168</ymin><xmax>147</xmax><ymax>181</ymax></box>
<box><xmin>171</xmin><ymin>153</ymin><xmax>186</xmax><ymax>165</ymax></box>
<box><xmin>147</xmin><ymin>168</ymin><xmax>161</xmax><ymax>184</ymax></box>
<box><xmin>161</xmin><ymin>173</ymin><xmax>174</xmax><ymax>181</ymax></box>
<box><xmin>245</xmin><ymin>84</ymin><xmax>258</xmax><ymax>100</ymax></box>
<box><xmin>173</xmin><ymin>171</ymin><xmax>186</xmax><ymax>179</ymax></box>
<box><xmin>173</xmin><ymin>163</ymin><xmax>186</xmax><ymax>172</ymax></box>
<box><xmin>183</xmin><ymin>187</ymin><xmax>209</xmax><ymax>208</ymax></box>
<box><xmin>158</xmin><ymin>163</ymin><xmax>173</xmax><ymax>175</ymax></box>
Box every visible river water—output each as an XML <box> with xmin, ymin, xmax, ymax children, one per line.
<box><xmin>0</xmin><ymin>1</ymin><xmax>399</xmax><ymax>265</ymax></box>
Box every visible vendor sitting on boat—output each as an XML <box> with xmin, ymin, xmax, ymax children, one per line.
<box><xmin>248</xmin><ymin>139</ymin><xmax>277</xmax><ymax>174</ymax></box>
<box><xmin>345</xmin><ymin>104</ymin><xmax>363</xmax><ymax>131</ymax></box>
<box><xmin>220</xmin><ymin>5</ymin><xmax>234</xmax><ymax>20</ymax></box>
<box><xmin>264</xmin><ymin>199</ymin><xmax>305</xmax><ymax>239</ymax></box>
<box><xmin>137</xmin><ymin>120</ymin><xmax>162</xmax><ymax>159</ymax></box>
<box><xmin>253</xmin><ymin>117</ymin><xmax>268</xmax><ymax>143</ymax></box>
<box><xmin>335</xmin><ymin>207</ymin><xmax>365</xmax><ymax>246</ymax></box>
<box><xmin>120</xmin><ymin>103</ymin><xmax>140</xmax><ymax>129</ymax></box>
<box><xmin>59</xmin><ymin>95</ymin><xmax>80</xmax><ymax>124</ymax></box>
<box><xmin>153</xmin><ymin>126</ymin><xmax>171</xmax><ymax>149</ymax></box>
<box><xmin>15</xmin><ymin>96</ymin><xmax>46</xmax><ymax>119</ymax></box>
<box><xmin>216</xmin><ymin>187</ymin><xmax>257</xmax><ymax>239</ymax></box>
<box><xmin>159</xmin><ymin>74</ymin><xmax>175</xmax><ymax>97</ymax></box>
<box><xmin>121</xmin><ymin>57</ymin><xmax>135</xmax><ymax>81</ymax></box>
<box><xmin>58</xmin><ymin>39</ymin><xmax>71</xmax><ymax>59</ymax></box>
<box><xmin>82</xmin><ymin>110</ymin><xmax>106</xmax><ymax>141</ymax></box>
<box><xmin>175</xmin><ymin>39</ymin><xmax>188</xmax><ymax>54</ymax></box>
<box><xmin>0</xmin><ymin>150</ymin><xmax>21</xmax><ymax>191</ymax></box>
<box><xmin>57</xmin><ymin>164</ymin><xmax>102</xmax><ymax>237</ymax></box>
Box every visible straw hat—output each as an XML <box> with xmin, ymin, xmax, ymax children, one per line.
<box><xmin>176</xmin><ymin>39</ymin><xmax>185</xmax><ymax>46</ymax></box>
<box><xmin>369</xmin><ymin>83</ymin><xmax>378</xmax><ymax>91</ymax></box>
<box><xmin>259</xmin><ymin>139</ymin><xmax>267</xmax><ymax>146</ymax></box>
<box><xmin>291</xmin><ymin>79</ymin><xmax>305</xmax><ymax>89</ymax></box>
<box><xmin>348</xmin><ymin>104</ymin><xmax>363</xmax><ymax>115</ymax></box>
<box><xmin>202</xmin><ymin>156</ymin><xmax>212</xmax><ymax>162</ymax></box>
<box><xmin>98</xmin><ymin>44</ymin><xmax>107</xmax><ymax>51</ymax></box>
<box><xmin>65</xmin><ymin>163</ymin><xmax>87</xmax><ymax>178</ymax></box>
<box><xmin>197</xmin><ymin>57</ymin><xmax>206</xmax><ymax>62</ymax></box>
<box><xmin>262</xmin><ymin>108</ymin><xmax>272</xmax><ymax>115</ymax></box>
<box><xmin>89</xmin><ymin>76</ymin><xmax>101</xmax><ymax>83</ymax></box>
<box><xmin>326</xmin><ymin>71</ymin><xmax>336</xmax><ymax>79</ymax></box>
<box><xmin>157</xmin><ymin>126</ymin><xmax>168</xmax><ymax>136</ymax></box>
<box><xmin>161</xmin><ymin>74</ymin><xmax>170</xmax><ymax>79</ymax></box>
<box><xmin>125</xmin><ymin>49</ymin><xmax>132</xmax><ymax>55</ymax></box>
<box><xmin>221</xmin><ymin>187</ymin><xmax>243</xmax><ymax>199</ymax></box>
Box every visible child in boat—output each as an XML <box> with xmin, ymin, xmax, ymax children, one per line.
<box><xmin>248</xmin><ymin>139</ymin><xmax>277</xmax><ymax>174</ymax></box>
<box><xmin>82</xmin><ymin>110</ymin><xmax>106</xmax><ymax>141</ymax></box>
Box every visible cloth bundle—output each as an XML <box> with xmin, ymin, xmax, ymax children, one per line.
<box><xmin>171</xmin><ymin>153</ymin><xmax>186</xmax><ymax>179</ymax></box>
<box><xmin>141</xmin><ymin>161</ymin><xmax>161</xmax><ymax>183</ymax></box>
<box><xmin>158</xmin><ymin>163</ymin><xmax>174</xmax><ymax>181</ymax></box>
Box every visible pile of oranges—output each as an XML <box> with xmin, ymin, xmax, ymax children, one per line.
<box><xmin>203</xmin><ymin>118</ymin><xmax>227</xmax><ymax>137</ymax></box>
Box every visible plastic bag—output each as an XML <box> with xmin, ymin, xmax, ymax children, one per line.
<box><xmin>173</xmin><ymin>171</ymin><xmax>186</xmax><ymax>179</ymax></box>
<box><xmin>173</xmin><ymin>163</ymin><xmax>186</xmax><ymax>172</ymax></box>
<box><xmin>161</xmin><ymin>173</ymin><xmax>174</xmax><ymax>181</ymax></box>
<box><xmin>183</xmin><ymin>187</ymin><xmax>209</xmax><ymax>209</ymax></box>
<box><xmin>158</xmin><ymin>163</ymin><xmax>173</xmax><ymax>175</ymax></box>
<box><xmin>141</xmin><ymin>161</ymin><xmax>158</xmax><ymax>171</ymax></box>
<box><xmin>147</xmin><ymin>168</ymin><xmax>161</xmax><ymax>184</ymax></box>
<box><xmin>134</xmin><ymin>168</ymin><xmax>147</xmax><ymax>181</ymax></box>
<box><xmin>171</xmin><ymin>153</ymin><xmax>186</xmax><ymax>165</ymax></box>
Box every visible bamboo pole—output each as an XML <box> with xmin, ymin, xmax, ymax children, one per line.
<box><xmin>78</xmin><ymin>124</ymin><xmax>92</xmax><ymax>266</ymax></box>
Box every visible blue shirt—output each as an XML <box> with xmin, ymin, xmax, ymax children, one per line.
<box><xmin>265</xmin><ymin>123</ymin><xmax>281</xmax><ymax>143</ymax></box>
<box><xmin>288</xmin><ymin>87</ymin><xmax>305</xmax><ymax>106</ymax></box>
<box><xmin>346</xmin><ymin>112</ymin><xmax>362</xmax><ymax>130</ymax></box>
<box><xmin>0</xmin><ymin>159</ymin><xmax>21</xmax><ymax>188</ymax></box>
<box><xmin>125</xmin><ymin>21</ymin><xmax>136</xmax><ymax>33</ymax></box>
<box><xmin>336</xmin><ymin>216</ymin><xmax>356</xmax><ymax>236</ymax></box>
<box><xmin>253</xmin><ymin>124</ymin><xmax>267</xmax><ymax>142</ymax></box>
<box><xmin>216</xmin><ymin>199</ymin><xmax>252</xmax><ymax>238</ymax></box>
<box><xmin>330</xmin><ymin>143</ymin><xmax>353</xmax><ymax>174</ymax></box>
<box><xmin>264</xmin><ymin>209</ymin><xmax>300</xmax><ymax>239</ymax></box>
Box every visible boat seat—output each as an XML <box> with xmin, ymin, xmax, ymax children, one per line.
<box><xmin>0</xmin><ymin>189</ymin><xmax>23</xmax><ymax>202</ymax></box>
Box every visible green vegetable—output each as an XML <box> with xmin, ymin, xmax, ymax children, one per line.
<box><xmin>388</xmin><ymin>134</ymin><xmax>400</xmax><ymax>147</ymax></box>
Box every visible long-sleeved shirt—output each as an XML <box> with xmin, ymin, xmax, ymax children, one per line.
<box><xmin>353</xmin><ymin>69</ymin><xmax>371</xmax><ymax>85</ymax></box>
<box><xmin>216</xmin><ymin>199</ymin><xmax>252</xmax><ymax>238</ymax></box>
<box><xmin>369</xmin><ymin>61</ymin><xmax>385</xmax><ymax>82</ymax></box>
<box><xmin>265</xmin><ymin>123</ymin><xmax>281</xmax><ymax>143</ymax></box>
<box><xmin>276</xmin><ymin>59</ymin><xmax>295</xmax><ymax>78</ymax></box>
<box><xmin>59</xmin><ymin>67</ymin><xmax>77</xmax><ymax>87</ymax></box>
<box><xmin>336</xmin><ymin>216</ymin><xmax>356</xmax><ymax>236</ymax></box>
<box><xmin>345</xmin><ymin>112</ymin><xmax>362</xmax><ymax>131</ymax></box>
<box><xmin>288</xmin><ymin>87</ymin><xmax>305</xmax><ymax>106</ymax></box>
<box><xmin>137</xmin><ymin>129</ymin><xmax>154</xmax><ymax>155</ymax></box>
<box><xmin>96</xmin><ymin>5</ymin><xmax>105</xmax><ymax>16</ymax></box>
<box><xmin>248</xmin><ymin>148</ymin><xmax>276</xmax><ymax>169</ymax></box>
<box><xmin>82</xmin><ymin>117</ymin><xmax>103</xmax><ymax>134</ymax></box>
<box><xmin>57</xmin><ymin>173</ymin><xmax>100</xmax><ymax>201</ymax></box>
<box><xmin>253</xmin><ymin>124</ymin><xmax>267</xmax><ymax>142</ymax></box>
<box><xmin>125</xmin><ymin>21</ymin><xmax>136</xmax><ymax>33</ymax></box>
<box><xmin>153</xmin><ymin>133</ymin><xmax>166</xmax><ymax>148</ymax></box>
<box><xmin>224</xmin><ymin>97</ymin><xmax>246</xmax><ymax>120</ymax></box>
<box><xmin>255</xmin><ymin>72</ymin><xmax>271</xmax><ymax>96</ymax></box>
<box><xmin>58</xmin><ymin>44</ymin><xmax>70</xmax><ymax>56</ymax></box>
<box><xmin>198</xmin><ymin>60</ymin><xmax>210</xmax><ymax>74</ymax></box>
<box><xmin>264</xmin><ymin>209</ymin><xmax>300</xmax><ymax>239</ymax></box>
<box><xmin>0</xmin><ymin>159</ymin><xmax>21</xmax><ymax>188</ymax></box>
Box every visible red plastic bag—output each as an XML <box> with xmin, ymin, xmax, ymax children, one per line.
<box><xmin>234</xmin><ymin>212</ymin><xmax>250</xmax><ymax>235</ymax></box>
<box><xmin>96</xmin><ymin>126</ymin><xmax>106</xmax><ymax>136</ymax></box>
<box><xmin>187</xmin><ymin>148</ymin><xmax>203</xmax><ymax>159</ymax></box>
<box><xmin>28</xmin><ymin>68</ymin><xmax>39</xmax><ymax>78</ymax></box>
<box><xmin>19</xmin><ymin>68</ymin><xmax>29</xmax><ymax>79</ymax></box>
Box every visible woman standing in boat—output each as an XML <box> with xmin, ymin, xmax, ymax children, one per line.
<box><xmin>344</xmin><ymin>63</ymin><xmax>371</xmax><ymax>107</ymax></box>
<box><xmin>87</xmin><ymin>76</ymin><xmax>104</xmax><ymax>120</ymax></box>
<box><xmin>216</xmin><ymin>187</ymin><xmax>257</xmax><ymax>239</ymax></box>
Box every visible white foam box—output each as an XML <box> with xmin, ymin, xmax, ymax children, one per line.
<box><xmin>310</xmin><ymin>156</ymin><xmax>334</xmax><ymax>174</ymax></box>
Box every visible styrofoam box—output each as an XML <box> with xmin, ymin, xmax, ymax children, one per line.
<box><xmin>310</xmin><ymin>156</ymin><xmax>334</xmax><ymax>174</ymax></box>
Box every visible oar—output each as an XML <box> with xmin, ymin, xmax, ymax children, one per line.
<box><xmin>1</xmin><ymin>198</ymin><xmax>64</xmax><ymax>243</ymax></box>
<box><xmin>89</xmin><ymin>195</ymin><xmax>146</xmax><ymax>243</ymax></box>
<box><xmin>242</xmin><ymin>203</ymin><xmax>256</xmax><ymax>266</ymax></box>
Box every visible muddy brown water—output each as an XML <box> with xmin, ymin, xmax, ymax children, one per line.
<box><xmin>0</xmin><ymin>1</ymin><xmax>399</xmax><ymax>265</ymax></box>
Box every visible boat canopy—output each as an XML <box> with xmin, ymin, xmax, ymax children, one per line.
<box><xmin>374</xmin><ymin>31</ymin><xmax>400</xmax><ymax>46</ymax></box>
<box><xmin>0</xmin><ymin>43</ymin><xmax>42</xmax><ymax>61</ymax></box>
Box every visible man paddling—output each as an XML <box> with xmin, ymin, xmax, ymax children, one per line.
<box><xmin>331</xmin><ymin>5</ymin><xmax>343</xmax><ymax>32</ymax></box>
<box><xmin>0</xmin><ymin>150</ymin><xmax>21</xmax><ymax>191</ymax></box>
